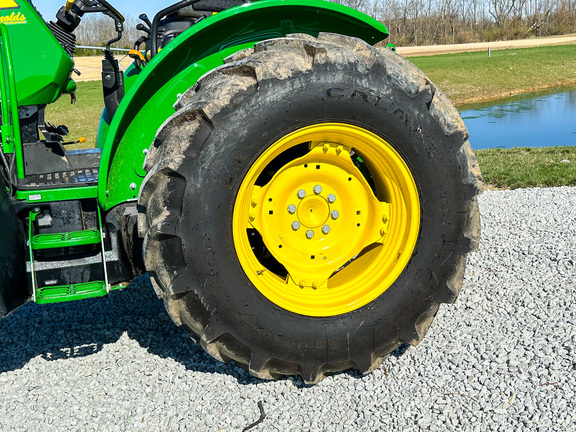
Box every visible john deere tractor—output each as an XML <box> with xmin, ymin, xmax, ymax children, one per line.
<box><xmin>0</xmin><ymin>0</ymin><xmax>481</xmax><ymax>383</ymax></box>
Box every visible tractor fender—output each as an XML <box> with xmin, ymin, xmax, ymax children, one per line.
<box><xmin>0</xmin><ymin>186</ymin><xmax>29</xmax><ymax>317</ymax></box>
<box><xmin>97</xmin><ymin>0</ymin><xmax>389</xmax><ymax>210</ymax></box>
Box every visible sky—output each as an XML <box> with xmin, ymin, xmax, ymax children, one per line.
<box><xmin>33</xmin><ymin>0</ymin><xmax>161</xmax><ymax>21</ymax></box>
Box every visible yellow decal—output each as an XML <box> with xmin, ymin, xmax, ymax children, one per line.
<box><xmin>0</xmin><ymin>11</ymin><xmax>26</xmax><ymax>24</ymax></box>
<box><xmin>0</xmin><ymin>0</ymin><xmax>19</xmax><ymax>10</ymax></box>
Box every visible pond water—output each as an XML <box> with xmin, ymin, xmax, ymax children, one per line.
<box><xmin>459</xmin><ymin>87</ymin><xmax>576</xmax><ymax>150</ymax></box>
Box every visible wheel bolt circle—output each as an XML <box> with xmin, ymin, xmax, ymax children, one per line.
<box><xmin>287</xmin><ymin>204</ymin><xmax>296</xmax><ymax>214</ymax></box>
<box><xmin>327</xmin><ymin>194</ymin><xmax>336</xmax><ymax>204</ymax></box>
<box><xmin>331</xmin><ymin>210</ymin><xmax>340</xmax><ymax>220</ymax></box>
<box><xmin>322</xmin><ymin>225</ymin><xmax>330</xmax><ymax>234</ymax></box>
<box><xmin>306</xmin><ymin>230</ymin><xmax>314</xmax><ymax>239</ymax></box>
<box><xmin>297</xmin><ymin>189</ymin><xmax>306</xmax><ymax>199</ymax></box>
<box><xmin>292</xmin><ymin>221</ymin><xmax>301</xmax><ymax>230</ymax></box>
<box><xmin>313</xmin><ymin>185</ymin><xmax>322</xmax><ymax>194</ymax></box>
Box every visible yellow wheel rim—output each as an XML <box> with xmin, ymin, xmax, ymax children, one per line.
<box><xmin>233</xmin><ymin>123</ymin><xmax>420</xmax><ymax>316</ymax></box>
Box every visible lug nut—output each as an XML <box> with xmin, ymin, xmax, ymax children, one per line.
<box><xmin>292</xmin><ymin>221</ymin><xmax>301</xmax><ymax>230</ymax></box>
<box><xmin>306</xmin><ymin>230</ymin><xmax>314</xmax><ymax>239</ymax></box>
<box><xmin>331</xmin><ymin>210</ymin><xmax>340</xmax><ymax>220</ymax></box>
<box><xmin>313</xmin><ymin>185</ymin><xmax>322</xmax><ymax>194</ymax></box>
<box><xmin>327</xmin><ymin>194</ymin><xmax>336</xmax><ymax>204</ymax></box>
<box><xmin>322</xmin><ymin>225</ymin><xmax>331</xmax><ymax>235</ymax></box>
<box><xmin>297</xmin><ymin>189</ymin><xmax>306</xmax><ymax>199</ymax></box>
<box><xmin>287</xmin><ymin>204</ymin><xmax>297</xmax><ymax>214</ymax></box>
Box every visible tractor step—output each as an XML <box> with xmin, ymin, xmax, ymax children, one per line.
<box><xmin>35</xmin><ymin>280</ymin><xmax>107</xmax><ymax>305</ymax></box>
<box><xmin>30</xmin><ymin>229</ymin><xmax>101</xmax><ymax>250</ymax></box>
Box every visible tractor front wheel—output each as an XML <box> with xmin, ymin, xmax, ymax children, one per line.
<box><xmin>139</xmin><ymin>33</ymin><xmax>482</xmax><ymax>384</ymax></box>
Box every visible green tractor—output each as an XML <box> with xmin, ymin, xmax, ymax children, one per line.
<box><xmin>0</xmin><ymin>0</ymin><xmax>481</xmax><ymax>383</ymax></box>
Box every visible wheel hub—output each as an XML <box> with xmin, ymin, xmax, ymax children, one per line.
<box><xmin>297</xmin><ymin>194</ymin><xmax>329</xmax><ymax>228</ymax></box>
<box><xmin>249</xmin><ymin>142</ymin><xmax>391</xmax><ymax>289</ymax></box>
<box><xmin>233</xmin><ymin>123</ymin><xmax>420</xmax><ymax>316</ymax></box>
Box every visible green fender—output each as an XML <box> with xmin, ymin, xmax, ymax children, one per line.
<box><xmin>97</xmin><ymin>0</ymin><xmax>389</xmax><ymax>210</ymax></box>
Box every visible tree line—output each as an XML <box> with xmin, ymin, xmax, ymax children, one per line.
<box><xmin>333</xmin><ymin>0</ymin><xmax>576</xmax><ymax>45</ymax></box>
<box><xmin>74</xmin><ymin>0</ymin><xmax>576</xmax><ymax>52</ymax></box>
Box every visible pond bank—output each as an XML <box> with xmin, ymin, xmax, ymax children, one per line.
<box><xmin>412</xmin><ymin>45</ymin><xmax>576</xmax><ymax>107</ymax></box>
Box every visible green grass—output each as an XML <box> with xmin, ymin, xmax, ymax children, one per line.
<box><xmin>46</xmin><ymin>80</ymin><xmax>103</xmax><ymax>150</ymax></box>
<box><xmin>476</xmin><ymin>147</ymin><xmax>576</xmax><ymax>189</ymax></box>
<box><xmin>411</xmin><ymin>45</ymin><xmax>576</xmax><ymax>105</ymax></box>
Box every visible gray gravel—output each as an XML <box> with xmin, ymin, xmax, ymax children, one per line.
<box><xmin>1</xmin><ymin>186</ymin><xmax>575</xmax><ymax>431</ymax></box>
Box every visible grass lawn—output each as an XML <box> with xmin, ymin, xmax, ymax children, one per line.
<box><xmin>475</xmin><ymin>147</ymin><xmax>576</xmax><ymax>189</ymax></box>
<box><xmin>46</xmin><ymin>44</ymin><xmax>576</xmax><ymax>189</ymax></box>
<box><xmin>411</xmin><ymin>45</ymin><xmax>576</xmax><ymax>105</ymax></box>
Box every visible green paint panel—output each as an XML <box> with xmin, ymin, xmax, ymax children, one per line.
<box><xmin>98</xmin><ymin>0</ymin><xmax>389</xmax><ymax>210</ymax></box>
<box><xmin>31</xmin><ymin>229</ymin><xmax>101</xmax><ymax>250</ymax></box>
<box><xmin>0</xmin><ymin>0</ymin><xmax>73</xmax><ymax>105</ymax></box>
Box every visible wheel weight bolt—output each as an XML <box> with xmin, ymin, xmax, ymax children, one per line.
<box><xmin>306</xmin><ymin>230</ymin><xmax>314</xmax><ymax>239</ymax></box>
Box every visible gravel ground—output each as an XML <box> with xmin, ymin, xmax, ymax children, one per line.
<box><xmin>0</xmin><ymin>187</ymin><xmax>575</xmax><ymax>431</ymax></box>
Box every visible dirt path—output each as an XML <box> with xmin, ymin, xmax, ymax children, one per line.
<box><xmin>73</xmin><ymin>34</ymin><xmax>576</xmax><ymax>82</ymax></box>
<box><xmin>396</xmin><ymin>33</ymin><xmax>576</xmax><ymax>56</ymax></box>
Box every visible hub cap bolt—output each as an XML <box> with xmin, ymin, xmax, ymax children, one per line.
<box><xmin>287</xmin><ymin>204</ymin><xmax>297</xmax><ymax>214</ymax></box>
<box><xmin>297</xmin><ymin>189</ymin><xmax>306</xmax><ymax>199</ymax></box>
<box><xmin>327</xmin><ymin>194</ymin><xmax>336</xmax><ymax>204</ymax></box>
<box><xmin>306</xmin><ymin>230</ymin><xmax>314</xmax><ymax>239</ymax></box>
<box><xmin>292</xmin><ymin>221</ymin><xmax>301</xmax><ymax>230</ymax></box>
<box><xmin>322</xmin><ymin>225</ymin><xmax>330</xmax><ymax>235</ymax></box>
<box><xmin>331</xmin><ymin>210</ymin><xmax>340</xmax><ymax>220</ymax></box>
<box><xmin>313</xmin><ymin>185</ymin><xmax>322</xmax><ymax>194</ymax></box>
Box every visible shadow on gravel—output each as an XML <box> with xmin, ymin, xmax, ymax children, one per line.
<box><xmin>0</xmin><ymin>275</ymin><xmax>264</xmax><ymax>385</ymax></box>
<box><xmin>0</xmin><ymin>274</ymin><xmax>411</xmax><ymax>387</ymax></box>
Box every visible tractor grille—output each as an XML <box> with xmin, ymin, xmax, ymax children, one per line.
<box><xmin>47</xmin><ymin>21</ymin><xmax>77</xmax><ymax>57</ymax></box>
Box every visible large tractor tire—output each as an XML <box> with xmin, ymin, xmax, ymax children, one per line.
<box><xmin>139</xmin><ymin>33</ymin><xmax>482</xmax><ymax>384</ymax></box>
